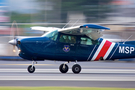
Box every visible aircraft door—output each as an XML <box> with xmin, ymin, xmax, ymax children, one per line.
<box><xmin>76</xmin><ymin>37</ymin><xmax>99</xmax><ymax>61</ymax></box>
<box><xmin>56</xmin><ymin>34</ymin><xmax>77</xmax><ymax>60</ymax></box>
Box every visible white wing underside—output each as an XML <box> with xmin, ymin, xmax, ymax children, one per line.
<box><xmin>58</xmin><ymin>26</ymin><xmax>103</xmax><ymax>40</ymax></box>
<box><xmin>31</xmin><ymin>26</ymin><xmax>60</xmax><ymax>32</ymax></box>
<box><xmin>31</xmin><ymin>25</ymin><xmax>108</xmax><ymax>40</ymax></box>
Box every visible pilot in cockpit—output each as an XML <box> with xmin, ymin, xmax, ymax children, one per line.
<box><xmin>59</xmin><ymin>35</ymin><xmax>65</xmax><ymax>43</ymax></box>
<box><xmin>65</xmin><ymin>36</ymin><xmax>70</xmax><ymax>43</ymax></box>
<box><xmin>70</xmin><ymin>36</ymin><xmax>76</xmax><ymax>43</ymax></box>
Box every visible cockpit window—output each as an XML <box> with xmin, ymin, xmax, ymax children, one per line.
<box><xmin>59</xmin><ymin>35</ymin><xmax>76</xmax><ymax>44</ymax></box>
<box><xmin>81</xmin><ymin>37</ymin><xmax>92</xmax><ymax>45</ymax></box>
<box><xmin>43</xmin><ymin>30</ymin><xmax>58</xmax><ymax>41</ymax></box>
<box><xmin>80</xmin><ymin>37</ymin><xmax>99</xmax><ymax>45</ymax></box>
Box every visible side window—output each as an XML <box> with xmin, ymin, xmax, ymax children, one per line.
<box><xmin>59</xmin><ymin>35</ymin><xmax>65</xmax><ymax>43</ymax></box>
<box><xmin>70</xmin><ymin>36</ymin><xmax>76</xmax><ymax>44</ymax></box>
<box><xmin>81</xmin><ymin>37</ymin><xmax>92</xmax><ymax>45</ymax></box>
<box><xmin>59</xmin><ymin>35</ymin><xmax>76</xmax><ymax>44</ymax></box>
<box><xmin>80</xmin><ymin>37</ymin><xmax>99</xmax><ymax>45</ymax></box>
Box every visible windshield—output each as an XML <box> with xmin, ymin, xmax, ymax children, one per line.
<box><xmin>42</xmin><ymin>30</ymin><xmax>58</xmax><ymax>41</ymax></box>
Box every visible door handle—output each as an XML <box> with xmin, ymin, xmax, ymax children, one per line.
<box><xmin>70</xmin><ymin>44</ymin><xmax>74</xmax><ymax>46</ymax></box>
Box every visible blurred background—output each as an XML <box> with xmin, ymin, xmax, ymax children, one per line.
<box><xmin>0</xmin><ymin>0</ymin><xmax>135</xmax><ymax>57</ymax></box>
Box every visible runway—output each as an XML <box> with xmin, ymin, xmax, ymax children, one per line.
<box><xmin>0</xmin><ymin>60</ymin><xmax>135</xmax><ymax>88</ymax></box>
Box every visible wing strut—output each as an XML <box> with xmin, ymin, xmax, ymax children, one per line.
<box><xmin>71</xmin><ymin>19</ymin><xmax>80</xmax><ymax>27</ymax></box>
<box><xmin>62</xmin><ymin>20</ymin><xmax>72</xmax><ymax>29</ymax></box>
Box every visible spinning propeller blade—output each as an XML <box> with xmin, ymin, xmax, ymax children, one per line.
<box><xmin>9</xmin><ymin>20</ymin><xmax>19</xmax><ymax>53</ymax></box>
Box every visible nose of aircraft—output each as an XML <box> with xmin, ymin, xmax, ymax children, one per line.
<box><xmin>8</xmin><ymin>39</ymin><xmax>17</xmax><ymax>45</ymax></box>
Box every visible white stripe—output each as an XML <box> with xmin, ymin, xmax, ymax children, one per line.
<box><xmin>91</xmin><ymin>39</ymin><xmax>106</xmax><ymax>61</ymax></box>
<box><xmin>103</xmin><ymin>43</ymin><xmax>115</xmax><ymax>60</ymax></box>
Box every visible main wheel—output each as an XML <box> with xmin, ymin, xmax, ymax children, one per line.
<box><xmin>59</xmin><ymin>64</ymin><xmax>69</xmax><ymax>73</ymax></box>
<box><xmin>27</xmin><ymin>65</ymin><xmax>35</xmax><ymax>73</ymax></box>
<box><xmin>72</xmin><ymin>64</ymin><xmax>81</xmax><ymax>74</ymax></box>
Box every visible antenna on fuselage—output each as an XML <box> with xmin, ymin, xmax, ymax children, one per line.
<box><xmin>62</xmin><ymin>20</ymin><xmax>72</xmax><ymax>29</ymax></box>
<box><xmin>123</xmin><ymin>35</ymin><xmax>132</xmax><ymax>44</ymax></box>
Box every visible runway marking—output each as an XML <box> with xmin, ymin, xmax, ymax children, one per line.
<box><xmin>82</xmin><ymin>66</ymin><xmax>135</xmax><ymax>69</ymax></box>
<box><xmin>0</xmin><ymin>64</ymin><xmax>54</xmax><ymax>66</ymax></box>
<box><xmin>0</xmin><ymin>76</ymin><xmax>135</xmax><ymax>81</ymax></box>
<box><xmin>0</xmin><ymin>69</ymin><xmax>135</xmax><ymax>81</ymax></box>
<box><xmin>1</xmin><ymin>64</ymin><xmax>135</xmax><ymax>69</ymax></box>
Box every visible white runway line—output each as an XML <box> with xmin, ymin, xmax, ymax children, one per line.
<box><xmin>0</xmin><ymin>69</ymin><xmax>135</xmax><ymax>73</ymax></box>
<box><xmin>0</xmin><ymin>69</ymin><xmax>135</xmax><ymax>81</ymax></box>
<box><xmin>0</xmin><ymin>76</ymin><xmax>135</xmax><ymax>81</ymax></box>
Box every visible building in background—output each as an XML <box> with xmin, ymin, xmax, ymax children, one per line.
<box><xmin>104</xmin><ymin>0</ymin><xmax>135</xmax><ymax>24</ymax></box>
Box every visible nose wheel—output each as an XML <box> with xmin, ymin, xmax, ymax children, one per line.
<box><xmin>27</xmin><ymin>61</ymin><xmax>36</xmax><ymax>73</ymax></box>
<box><xmin>59</xmin><ymin>64</ymin><xmax>69</xmax><ymax>73</ymax></box>
<box><xmin>27</xmin><ymin>65</ymin><xmax>35</xmax><ymax>73</ymax></box>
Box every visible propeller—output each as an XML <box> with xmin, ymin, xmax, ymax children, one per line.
<box><xmin>9</xmin><ymin>20</ymin><xmax>19</xmax><ymax>53</ymax></box>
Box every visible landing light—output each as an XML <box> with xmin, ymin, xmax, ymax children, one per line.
<box><xmin>18</xmin><ymin>49</ymin><xmax>21</xmax><ymax>52</ymax></box>
<box><xmin>13</xmin><ymin>49</ymin><xmax>16</xmax><ymax>52</ymax></box>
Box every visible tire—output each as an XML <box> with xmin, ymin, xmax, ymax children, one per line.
<box><xmin>27</xmin><ymin>65</ymin><xmax>35</xmax><ymax>73</ymax></box>
<box><xmin>59</xmin><ymin>64</ymin><xmax>69</xmax><ymax>73</ymax></box>
<box><xmin>72</xmin><ymin>64</ymin><xmax>81</xmax><ymax>74</ymax></box>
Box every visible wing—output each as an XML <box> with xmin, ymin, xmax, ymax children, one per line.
<box><xmin>58</xmin><ymin>24</ymin><xmax>110</xmax><ymax>40</ymax></box>
<box><xmin>31</xmin><ymin>26</ymin><xmax>60</xmax><ymax>32</ymax></box>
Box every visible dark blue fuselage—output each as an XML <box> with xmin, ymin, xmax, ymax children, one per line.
<box><xmin>17</xmin><ymin>32</ymin><xmax>135</xmax><ymax>61</ymax></box>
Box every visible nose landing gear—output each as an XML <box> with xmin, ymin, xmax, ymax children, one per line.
<box><xmin>27</xmin><ymin>61</ymin><xmax>36</xmax><ymax>73</ymax></box>
<box><xmin>28</xmin><ymin>65</ymin><xmax>35</xmax><ymax>73</ymax></box>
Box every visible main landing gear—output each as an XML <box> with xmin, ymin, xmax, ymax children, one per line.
<box><xmin>72</xmin><ymin>64</ymin><xmax>81</xmax><ymax>74</ymax></box>
<box><xmin>59</xmin><ymin>61</ymin><xmax>81</xmax><ymax>74</ymax></box>
<box><xmin>59</xmin><ymin>63</ymin><xmax>69</xmax><ymax>73</ymax></box>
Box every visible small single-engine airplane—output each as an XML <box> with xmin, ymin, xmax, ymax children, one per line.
<box><xmin>8</xmin><ymin>23</ymin><xmax>135</xmax><ymax>74</ymax></box>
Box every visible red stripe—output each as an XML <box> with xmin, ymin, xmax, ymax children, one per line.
<box><xmin>94</xmin><ymin>40</ymin><xmax>112</xmax><ymax>61</ymax></box>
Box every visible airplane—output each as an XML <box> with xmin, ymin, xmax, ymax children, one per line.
<box><xmin>8</xmin><ymin>24</ymin><xmax>135</xmax><ymax>74</ymax></box>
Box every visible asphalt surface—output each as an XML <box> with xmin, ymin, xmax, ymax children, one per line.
<box><xmin>0</xmin><ymin>60</ymin><xmax>135</xmax><ymax>88</ymax></box>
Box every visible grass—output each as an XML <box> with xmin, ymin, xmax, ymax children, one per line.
<box><xmin>0</xmin><ymin>87</ymin><xmax>135</xmax><ymax>90</ymax></box>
